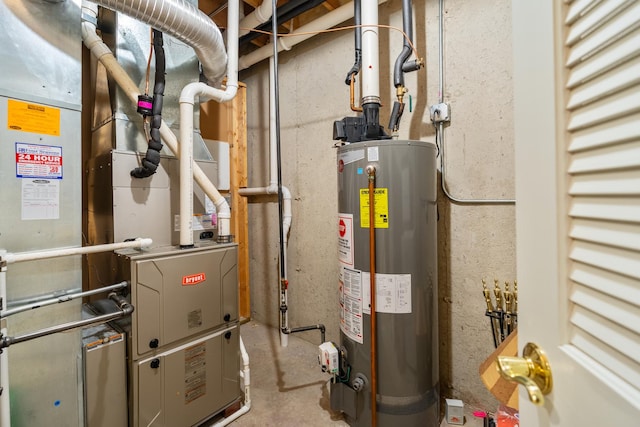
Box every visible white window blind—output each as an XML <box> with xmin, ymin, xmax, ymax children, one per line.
<box><xmin>564</xmin><ymin>0</ymin><xmax>640</xmax><ymax>396</ymax></box>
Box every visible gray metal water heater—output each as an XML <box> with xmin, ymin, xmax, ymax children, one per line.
<box><xmin>332</xmin><ymin>140</ymin><xmax>439</xmax><ymax>426</ymax></box>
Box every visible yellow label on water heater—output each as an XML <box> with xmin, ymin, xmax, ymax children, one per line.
<box><xmin>7</xmin><ymin>99</ymin><xmax>60</xmax><ymax>136</ymax></box>
<box><xmin>360</xmin><ymin>188</ymin><xmax>389</xmax><ymax>228</ymax></box>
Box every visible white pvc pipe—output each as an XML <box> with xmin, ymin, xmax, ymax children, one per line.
<box><xmin>2</xmin><ymin>238</ymin><xmax>153</xmax><ymax>265</ymax></box>
<box><xmin>82</xmin><ymin>10</ymin><xmax>232</xmax><ymax>241</ymax></box>
<box><xmin>239</xmin><ymin>0</ymin><xmax>272</xmax><ymax>37</ymax></box>
<box><xmin>213</xmin><ymin>335</ymin><xmax>251</xmax><ymax>426</ymax></box>
<box><xmin>179</xmin><ymin>100</ymin><xmax>195</xmax><ymax>246</ymax></box>
<box><xmin>361</xmin><ymin>0</ymin><xmax>380</xmax><ymax>103</ymax></box>
<box><xmin>178</xmin><ymin>0</ymin><xmax>239</xmax><ymax>244</ymax></box>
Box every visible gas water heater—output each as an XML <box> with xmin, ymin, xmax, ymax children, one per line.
<box><xmin>329</xmin><ymin>140</ymin><xmax>439</xmax><ymax>426</ymax></box>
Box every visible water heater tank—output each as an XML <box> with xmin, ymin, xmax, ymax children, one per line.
<box><xmin>333</xmin><ymin>140</ymin><xmax>439</xmax><ymax>426</ymax></box>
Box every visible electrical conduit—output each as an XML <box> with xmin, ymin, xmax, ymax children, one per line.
<box><xmin>81</xmin><ymin>2</ymin><xmax>232</xmax><ymax>243</ymax></box>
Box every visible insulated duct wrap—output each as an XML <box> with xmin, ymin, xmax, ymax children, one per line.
<box><xmin>94</xmin><ymin>0</ymin><xmax>227</xmax><ymax>83</ymax></box>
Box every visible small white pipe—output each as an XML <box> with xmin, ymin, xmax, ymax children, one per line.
<box><xmin>82</xmin><ymin>8</ymin><xmax>233</xmax><ymax>240</ymax></box>
<box><xmin>212</xmin><ymin>335</ymin><xmax>251</xmax><ymax>426</ymax></box>
<box><xmin>361</xmin><ymin>0</ymin><xmax>380</xmax><ymax>103</ymax></box>
<box><xmin>238</xmin><ymin>185</ymin><xmax>292</xmax><ymax>243</ymax></box>
<box><xmin>3</xmin><ymin>238</ymin><xmax>153</xmax><ymax>264</ymax></box>
<box><xmin>239</xmin><ymin>0</ymin><xmax>272</xmax><ymax>37</ymax></box>
<box><xmin>0</xmin><ymin>251</ymin><xmax>10</xmax><ymax>427</ymax></box>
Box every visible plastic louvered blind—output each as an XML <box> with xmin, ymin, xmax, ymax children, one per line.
<box><xmin>564</xmin><ymin>0</ymin><xmax>640</xmax><ymax>395</ymax></box>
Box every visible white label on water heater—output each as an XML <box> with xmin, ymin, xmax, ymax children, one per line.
<box><xmin>367</xmin><ymin>146</ymin><xmax>379</xmax><ymax>162</ymax></box>
<box><xmin>362</xmin><ymin>273</ymin><xmax>412</xmax><ymax>314</ymax></box>
<box><xmin>339</xmin><ymin>266</ymin><xmax>363</xmax><ymax>344</ymax></box>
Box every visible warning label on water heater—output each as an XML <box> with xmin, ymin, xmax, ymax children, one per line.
<box><xmin>15</xmin><ymin>143</ymin><xmax>63</xmax><ymax>179</ymax></box>
<box><xmin>338</xmin><ymin>213</ymin><xmax>354</xmax><ymax>266</ymax></box>
<box><xmin>339</xmin><ymin>266</ymin><xmax>363</xmax><ymax>344</ymax></box>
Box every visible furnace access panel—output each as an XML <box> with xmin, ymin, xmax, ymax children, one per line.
<box><xmin>118</xmin><ymin>243</ymin><xmax>239</xmax><ymax>360</ymax></box>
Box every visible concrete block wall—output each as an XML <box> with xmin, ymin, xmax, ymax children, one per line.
<box><xmin>240</xmin><ymin>0</ymin><xmax>515</xmax><ymax>411</ymax></box>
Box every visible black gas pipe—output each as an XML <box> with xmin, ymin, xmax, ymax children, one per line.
<box><xmin>270</xmin><ymin>0</ymin><xmax>325</xmax><ymax>345</ymax></box>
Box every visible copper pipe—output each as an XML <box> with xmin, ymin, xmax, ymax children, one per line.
<box><xmin>366</xmin><ymin>164</ymin><xmax>377</xmax><ymax>427</ymax></box>
<box><xmin>350</xmin><ymin>75</ymin><xmax>363</xmax><ymax>112</ymax></box>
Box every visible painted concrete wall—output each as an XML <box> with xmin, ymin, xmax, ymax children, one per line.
<box><xmin>240</xmin><ymin>0</ymin><xmax>515</xmax><ymax>410</ymax></box>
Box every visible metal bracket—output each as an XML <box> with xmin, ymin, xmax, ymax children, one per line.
<box><xmin>429</xmin><ymin>102</ymin><xmax>451</xmax><ymax>124</ymax></box>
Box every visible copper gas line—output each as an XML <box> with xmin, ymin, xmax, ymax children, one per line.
<box><xmin>350</xmin><ymin>75</ymin><xmax>363</xmax><ymax>112</ymax></box>
<box><xmin>366</xmin><ymin>164</ymin><xmax>377</xmax><ymax>427</ymax></box>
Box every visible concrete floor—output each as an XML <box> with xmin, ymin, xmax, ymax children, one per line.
<box><xmin>207</xmin><ymin>321</ymin><xmax>487</xmax><ymax>427</ymax></box>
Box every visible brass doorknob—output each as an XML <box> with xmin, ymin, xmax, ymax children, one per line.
<box><xmin>496</xmin><ymin>342</ymin><xmax>553</xmax><ymax>406</ymax></box>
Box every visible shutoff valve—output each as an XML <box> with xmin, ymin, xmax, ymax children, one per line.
<box><xmin>318</xmin><ymin>342</ymin><xmax>339</xmax><ymax>375</ymax></box>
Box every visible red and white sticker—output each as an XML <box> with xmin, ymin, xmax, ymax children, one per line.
<box><xmin>182</xmin><ymin>273</ymin><xmax>206</xmax><ymax>286</ymax></box>
<box><xmin>338</xmin><ymin>213</ymin><xmax>354</xmax><ymax>266</ymax></box>
<box><xmin>15</xmin><ymin>142</ymin><xmax>62</xmax><ymax>179</ymax></box>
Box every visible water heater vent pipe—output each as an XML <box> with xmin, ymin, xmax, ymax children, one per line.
<box><xmin>361</xmin><ymin>0</ymin><xmax>380</xmax><ymax>106</ymax></box>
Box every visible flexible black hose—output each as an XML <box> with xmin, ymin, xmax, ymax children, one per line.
<box><xmin>131</xmin><ymin>29</ymin><xmax>165</xmax><ymax>178</ymax></box>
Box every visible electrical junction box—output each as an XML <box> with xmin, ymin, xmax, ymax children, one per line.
<box><xmin>446</xmin><ymin>399</ymin><xmax>464</xmax><ymax>425</ymax></box>
<box><xmin>319</xmin><ymin>342</ymin><xmax>339</xmax><ymax>374</ymax></box>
